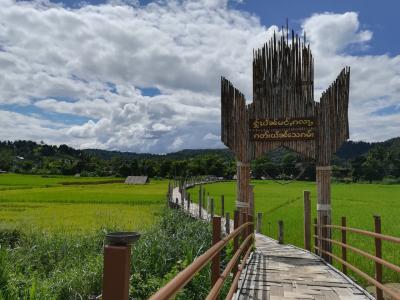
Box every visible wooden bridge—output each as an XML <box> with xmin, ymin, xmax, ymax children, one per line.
<box><xmin>100</xmin><ymin>180</ymin><xmax>399</xmax><ymax>300</ymax></box>
<box><xmin>150</xmin><ymin>182</ymin><xmax>400</xmax><ymax>300</ymax></box>
<box><xmin>164</xmin><ymin>185</ymin><xmax>374</xmax><ymax>300</ymax></box>
<box><xmin>237</xmin><ymin>234</ymin><xmax>371</xmax><ymax>299</ymax></box>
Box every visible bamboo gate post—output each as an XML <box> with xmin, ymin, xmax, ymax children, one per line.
<box><xmin>317</xmin><ymin>166</ymin><xmax>332</xmax><ymax>262</ymax></box>
<box><xmin>303</xmin><ymin>191</ymin><xmax>311</xmax><ymax>251</ymax></box>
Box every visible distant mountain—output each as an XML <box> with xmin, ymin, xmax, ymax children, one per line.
<box><xmin>83</xmin><ymin>148</ymin><xmax>234</xmax><ymax>160</ymax></box>
<box><xmin>84</xmin><ymin>139</ymin><xmax>391</xmax><ymax>161</ymax></box>
<box><xmin>335</xmin><ymin>141</ymin><xmax>373</xmax><ymax>160</ymax></box>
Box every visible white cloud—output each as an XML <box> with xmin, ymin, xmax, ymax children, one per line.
<box><xmin>302</xmin><ymin>12</ymin><xmax>400</xmax><ymax>142</ymax></box>
<box><xmin>0</xmin><ymin>2</ymin><xmax>399</xmax><ymax>152</ymax></box>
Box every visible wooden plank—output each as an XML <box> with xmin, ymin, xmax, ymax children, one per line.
<box><xmin>236</xmin><ymin>234</ymin><xmax>372</xmax><ymax>300</ymax></box>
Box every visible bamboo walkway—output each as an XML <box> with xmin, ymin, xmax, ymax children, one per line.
<box><xmin>172</xmin><ymin>187</ymin><xmax>233</xmax><ymax>233</ymax></box>
<box><xmin>172</xmin><ymin>187</ymin><xmax>373</xmax><ymax>300</ymax></box>
<box><xmin>235</xmin><ymin>235</ymin><xmax>372</xmax><ymax>300</ymax></box>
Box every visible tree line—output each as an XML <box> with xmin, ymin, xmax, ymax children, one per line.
<box><xmin>0</xmin><ymin>138</ymin><xmax>399</xmax><ymax>183</ymax></box>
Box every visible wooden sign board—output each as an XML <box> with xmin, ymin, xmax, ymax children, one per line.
<box><xmin>250</xmin><ymin>118</ymin><xmax>316</xmax><ymax>141</ymax></box>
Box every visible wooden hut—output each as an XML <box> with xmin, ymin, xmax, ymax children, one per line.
<box><xmin>124</xmin><ymin>176</ymin><xmax>149</xmax><ymax>185</ymax></box>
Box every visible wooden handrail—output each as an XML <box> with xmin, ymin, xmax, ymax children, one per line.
<box><xmin>314</xmin><ymin>235</ymin><xmax>400</xmax><ymax>273</ymax></box>
<box><xmin>314</xmin><ymin>246</ymin><xmax>400</xmax><ymax>300</ymax></box>
<box><xmin>206</xmin><ymin>234</ymin><xmax>253</xmax><ymax>300</ymax></box>
<box><xmin>313</xmin><ymin>224</ymin><xmax>400</xmax><ymax>244</ymax></box>
<box><xmin>225</xmin><ymin>243</ymin><xmax>253</xmax><ymax>300</ymax></box>
<box><xmin>149</xmin><ymin>222</ymin><xmax>253</xmax><ymax>300</ymax></box>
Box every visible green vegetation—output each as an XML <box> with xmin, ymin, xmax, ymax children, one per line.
<box><xmin>0</xmin><ymin>174</ymin><xmax>167</xmax><ymax>232</ymax></box>
<box><xmin>0</xmin><ymin>174</ymin><xmax>122</xmax><ymax>191</ymax></box>
<box><xmin>1</xmin><ymin>170</ymin><xmax>399</xmax><ymax>296</ymax></box>
<box><xmin>2</xmin><ymin>138</ymin><xmax>400</xmax><ymax>182</ymax></box>
<box><xmin>189</xmin><ymin>181</ymin><xmax>400</xmax><ymax>285</ymax></box>
<box><xmin>0</xmin><ymin>209</ymin><xmax>216</xmax><ymax>299</ymax></box>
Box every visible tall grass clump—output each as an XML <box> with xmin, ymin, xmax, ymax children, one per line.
<box><xmin>0</xmin><ymin>209</ymin><xmax>220</xmax><ymax>299</ymax></box>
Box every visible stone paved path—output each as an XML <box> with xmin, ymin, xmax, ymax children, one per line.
<box><xmin>235</xmin><ymin>234</ymin><xmax>373</xmax><ymax>300</ymax></box>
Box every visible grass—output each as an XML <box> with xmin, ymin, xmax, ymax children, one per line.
<box><xmin>0</xmin><ymin>173</ymin><xmax>120</xmax><ymax>190</ymax></box>
<box><xmin>0</xmin><ymin>209</ymin><xmax>215</xmax><ymax>299</ymax></box>
<box><xmin>0</xmin><ymin>174</ymin><xmax>168</xmax><ymax>233</ymax></box>
<box><xmin>1</xmin><ymin>173</ymin><xmax>399</xmax><ymax>293</ymax></box>
<box><xmin>188</xmin><ymin>180</ymin><xmax>400</xmax><ymax>286</ymax></box>
<box><xmin>0</xmin><ymin>202</ymin><xmax>161</xmax><ymax>233</ymax></box>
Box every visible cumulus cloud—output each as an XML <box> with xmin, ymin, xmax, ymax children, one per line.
<box><xmin>302</xmin><ymin>12</ymin><xmax>400</xmax><ymax>142</ymax></box>
<box><xmin>0</xmin><ymin>1</ymin><xmax>399</xmax><ymax>152</ymax></box>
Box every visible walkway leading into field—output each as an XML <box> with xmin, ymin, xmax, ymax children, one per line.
<box><xmin>172</xmin><ymin>187</ymin><xmax>233</xmax><ymax>233</ymax></box>
<box><xmin>172</xmin><ymin>187</ymin><xmax>373</xmax><ymax>300</ymax></box>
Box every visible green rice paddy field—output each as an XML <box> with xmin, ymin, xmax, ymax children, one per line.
<box><xmin>0</xmin><ymin>174</ymin><xmax>167</xmax><ymax>233</ymax></box>
<box><xmin>1</xmin><ymin>174</ymin><xmax>399</xmax><ymax>286</ymax></box>
<box><xmin>188</xmin><ymin>180</ymin><xmax>400</xmax><ymax>285</ymax></box>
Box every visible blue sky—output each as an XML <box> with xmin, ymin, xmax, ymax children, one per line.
<box><xmin>0</xmin><ymin>0</ymin><xmax>399</xmax><ymax>152</ymax></box>
<box><xmin>53</xmin><ymin>0</ymin><xmax>400</xmax><ymax>57</ymax></box>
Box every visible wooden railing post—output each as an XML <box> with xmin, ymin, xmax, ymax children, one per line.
<box><xmin>278</xmin><ymin>220</ymin><xmax>284</xmax><ymax>244</ymax></box>
<box><xmin>225</xmin><ymin>212</ymin><xmax>230</xmax><ymax>234</ymax></box>
<box><xmin>199</xmin><ymin>197</ymin><xmax>203</xmax><ymax>219</ymax></box>
<box><xmin>233</xmin><ymin>210</ymin><xmax>239</xmax><ymax>275</ymax></box>
<box><xmin>103</xmin><ymin>233</ymin><xmax>140</xmax><ymax>300</ymax></box>
<box><xmin>210</xmin><ymin>198</ymin><xmax>214</xmax><ymax>220</ymax></box>
<box><xmin>221</xmin><ymin>195</ymin><xmax>225</xmax><ymax>217</ymax></box>
<box><xmin>211</xmin><ymin>217</ymin><xmax>221</xmax><ymax>289</ymax></box>
<box><xmin>187</xmin><ymin>193</ymin><xmax>191</xmax><ymax>212</ymax></box>
<box><xmin>207</xmin><ymin>192</ymin><xmax>210</xmax><ymax>214</ymax></box>
<box><xmin>322</xmin><ymin>215</ymin><xmax>331</xmax><ymax>263</ymax></box>
<box><xmin>341</xmin><ymin>216</ymin><xmax>347</xmax><ymax>275</ymax></box>
<box><xmin>199</xmin><ymin>185</ymin><xmax>202</xmax><ymax>205</ymax></box>
<box><xmin>314</xmin><ymin>218</ymin><xmax>319</xmax><ymax>255</ymax></box>
<box><xmin>248</xmin><ymin>214</ymin><xmax>253</xmax><ymax>249</ymax></box>
<box><xmin>374</xmin><ymin>215</ymin><xmax>383</xmax><ymax>300</ymax></box>
<box><xmin>202</xmin><ymin>188</ymin><xmax>206</xmax><ymax>212</ymax></box>
<box><xmin>247</xmin><ymin>214</ymin><xmax>251</xmax><ymax>237</ymax></box>
<box><xmin>256</xmin><ymin>212</ymin><xmax>262</xmax><ymax>233</ymax></box>
<box><xmin>303</xmin><ymin>191</ymin><xmax>311</xmax><ymax>251</ymax></box>
<box><xmin>181</xmin><ymin>190</ymin><xmax>184</xmax><ymax>209</ymax></box>
<box><xmin>241</xmin><ymin>212</ymin><xmax>247</xmax><ymax>242</ymax></box>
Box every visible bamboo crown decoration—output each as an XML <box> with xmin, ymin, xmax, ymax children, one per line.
<box><xmin>221</xmin><ymin>29</ymin><xmax>350</xmax><ymax>166</ymax></box>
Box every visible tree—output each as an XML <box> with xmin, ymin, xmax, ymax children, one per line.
<box><xmin>361</xmin><ymin>158</ymin><xmax>385</xmax><ymax>183</ymax></box>
<box><xmin>118</xmin><ymin>164</ymin><xmax>131</xmax><ymax>177</ymax></box>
